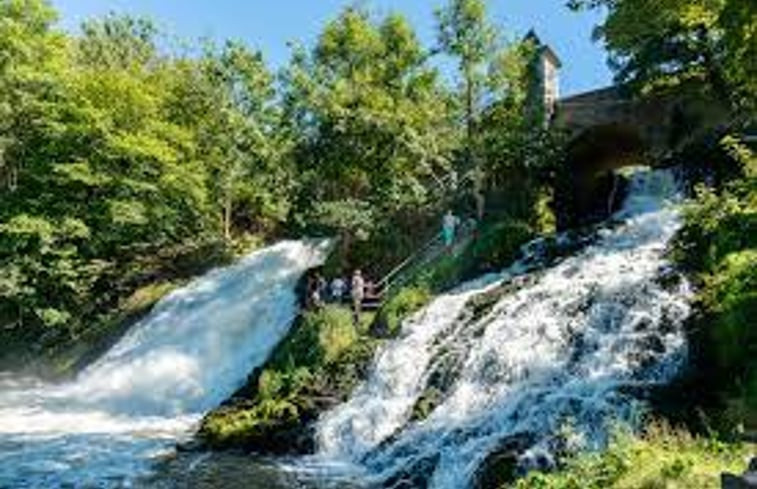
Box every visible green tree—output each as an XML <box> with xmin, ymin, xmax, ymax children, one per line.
<box><xmin>568</xmin><ymin>0</ymin><xmax>756</xmax><ymax>112</ymax></box>
<box><xmin>435</xmin><ymin>0</ymin><xmax>497</xmax><ymax>159</ymax></box>
<box><xmin>0</xmin><ymin>0</ymin><xmax>64</xmax><ymax>193</ymax></box>
<box><xmin>284</xmin><ymin>7</ymin><xmax>455</xmax><ymax>266</ymax></box>
<box><xmin>197</xmin><ymin>41</ymin><xmax>286</xmax><ymax>241</ymax></box>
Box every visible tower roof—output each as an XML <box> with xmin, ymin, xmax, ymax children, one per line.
<box><xmin>524</xmin><ymin>29</ymin><xmax>562</xmax><ymax>68</ymax></box>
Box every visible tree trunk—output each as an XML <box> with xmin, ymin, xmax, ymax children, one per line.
<box><xmin>465</xmin><ymin>65</ymin><xmax>485</xmax><ymax>219</ymax></box>
<box><xmin>222</xmin><ymin>194</ymin><xmax>232</xmax><ymax>242</ymax></box>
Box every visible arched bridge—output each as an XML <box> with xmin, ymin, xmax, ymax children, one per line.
<box><xmin>555</xmin><ymin>84</ymin><xmax>729</xmax><ymax>160</ymax></box>
<box><xmin>550</xmin><ymin>84</ymin><xmax>728</xmax><ymax>228</ymax></box>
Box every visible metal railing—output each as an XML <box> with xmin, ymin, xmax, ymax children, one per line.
<box><xmin>375</xmin><ymin>231</ymin><xmax>443</xmax><ymax>292</ymax></box>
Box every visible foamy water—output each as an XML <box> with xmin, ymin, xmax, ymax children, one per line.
<box><xmin>0</xmin><ymin>240</ymin><xmax>330</xmax><ymax>488</ymax></box>
<box><xmin>314</xmin><ymin>169</ymin><xmax>692</xmax><ymax>488</ymax></box>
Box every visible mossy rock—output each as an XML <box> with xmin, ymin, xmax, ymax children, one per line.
<box><xmin>199</xmin><ymin>306</ymin><xmax>378</xmax><ymax>454</ymax></box>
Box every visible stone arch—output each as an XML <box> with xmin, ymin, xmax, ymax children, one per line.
<box><xmin>554</xmin><ymin>123</ymin><xmax>649</xmax><ymax>229</ymax></box>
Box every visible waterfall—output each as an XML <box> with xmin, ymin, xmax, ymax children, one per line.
<box><xmin>314</xmin><ymin>168</ymin><xmax>692</xmax><ymax>488</ymax></box>
<box><xmin>0</xmin><ymin>239</ymin><xmax>330</xmax><ymax>488</ymax></box>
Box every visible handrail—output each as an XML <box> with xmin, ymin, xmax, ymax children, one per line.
<box><xmin>376</xmin><ymin>231</ymin><xmax>442</xmax><ymax>290</ymax></box>
<box><xmin>370</xmin><ymin>163</ymin><xmax>479</xmax><ymax>299</ymax></box>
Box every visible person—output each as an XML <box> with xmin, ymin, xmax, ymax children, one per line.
<box><xmin>330</xmin><ymin>276</ymin><xmax>346</xmax><ymax>303</ymax></box>
<box><xmin>311</xmin><ymin>272</ymin><xmax>326</xmax><ymax>308</ymax></box>
<box><xmin>466</xmin><ymin>216</ymin><xmax>479</xmax><ymax>242</ymax></box>
<box><xmin>304</xmin><ymin>274</ymin><xmax>315</xmax><ymax>308</ymax></box>
<box><xmin>351</xmin><ymin>269</ymin><xmax>365</xmax><ymax>324</ymax></box>
<box><xmin>442</xmin><ymin>210</ymin><xmax>460</xmax><ymax>252</ymax></box>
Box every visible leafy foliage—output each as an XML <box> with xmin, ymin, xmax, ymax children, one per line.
<box><xmin>374</xmin><ymin>285</ymin><xmax>432</xmax><ymax>336</ymax></box>
<box><xmin>516</xmin><ymin>422</ymin><xmax>753</xmax><ymax>489</ymax></box>
<box><xmin>672</xmin><ymin>136</ymin><xmax>757</xmax><ymax>430</ymax></box>
<box><xmin>0</xmin><ymin>1</ymin><xmax>285</xmax><ymax>360</ymax></box>
<box><xmin>568</xmin><ymin>0</ymin><xmax>756</xmax><ymax>111</ymax></box>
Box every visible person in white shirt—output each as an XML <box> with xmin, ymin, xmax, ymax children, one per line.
<box><xmin>330</xmin><ymin>276</ymin><xmax>346</xmax><ymax>303</ymax></box>
<box><xmin>351</xmin><ymin>269</ymin><xmax>365</xmax><ymax>324</ymax></box>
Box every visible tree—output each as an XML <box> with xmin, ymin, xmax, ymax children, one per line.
<box><xmin>0</xmin><ymin>0</ymin><xmax>64</xmax><ymax>193</ymax></box>
<box><xmin>196</xmin><ymin>41</ymin><xmax>285</xmax><ymax>241</ymax></box>
<box><xmin>283</xmin><ymin>7</ymin><xmax>455</xmax><ymax>265</ymax></box>
<box><xmin>77</xmin><ymin>13</ymin><xmax>158</xmax><ymax>69</ymax></box>
<box><xmin>436</xmin><ymin>0</ymin><xmax>497</xmax><ymax>174</ymax></box>
<box><xmin>568</xmin><ymin>0</ymin><xmax>756</xmax><ymax>112</ymax></box>
<box><xmin>435</xmin><ymin>0</ymin><xmax>555</xmax><ymax>222</ymax></box>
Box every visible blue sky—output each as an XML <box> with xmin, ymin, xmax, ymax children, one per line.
<box><xmin>50</xmin><ymin>0</ymin><xmax>611</xmax><ymax>96</ymax></box>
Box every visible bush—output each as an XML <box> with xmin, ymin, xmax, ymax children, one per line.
<box><xmin>671</xmin><ymin>147</ymin><xmax>757</xmax><ymax>431</ymax></box>
<box><xmin>516</xmin><ymin>423</ymin><xmax>753</xmax><ymax>489</ymax></box>
<box><xmin>410</xmin><ymin>219</ymin><xmax>533</xmax><ymax>293</ymax></box>
<box><xmin>374</xmin><ymin>285</ymin><xmax>432</xmax><ymax>336</ymax></box>
<box><xmin>309</xmin><ymin>306</ymin><xmax>358</xmax><ymax>363</ymax></box>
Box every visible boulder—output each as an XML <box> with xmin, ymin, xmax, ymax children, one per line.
<box><xmin>473</xmin><ymin>433</ymin><xmax>536</xmax><ymax>489</ymax></box>
<box><xmin>722</xmin><ymin>458</ymin><xmax>757</xmax><ymax>489</ymax></box>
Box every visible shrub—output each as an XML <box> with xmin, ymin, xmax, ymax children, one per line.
<box><xmin>515</xmin><ymin>423</ymin><xmax>753</xmax><ymax>489</ymax></box>
<box><xmin>310</xmin><ymin>306</ymin><xmax>358</xmax><ymax>363</ymax></box>
<box><xmin>671</xmin><ymin>149</ymin><xmax>757</xmax><ymax>430</ymax></box>
<box><xmin>374</xmin><ymin>285</ymin><xmax>432</xmax><ymax>336</ymax></box>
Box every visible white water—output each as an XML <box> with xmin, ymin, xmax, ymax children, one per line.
<box><xmin>0</xmin><ymin>240</ymin><xmax>330</xmax><ymax>488</ymax></box>
<box><xmin>314</xmin><ymin>169</ymin><xmax>693</xmax><ymax>488</ymax></box>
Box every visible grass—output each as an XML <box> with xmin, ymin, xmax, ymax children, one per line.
<box><xmin>515</xmin><ymin>423</ymin><xmax>754</xmax><ymax>489</ymax></box>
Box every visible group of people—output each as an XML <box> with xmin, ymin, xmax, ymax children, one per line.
<box><xmin>303</xmin><ymin>209</ymin><xmax>472</xmax><ymax>323</ymax></box>
<box><xmin>306</xmin><ymin>269</ymin><xmax>380</xmax><ymax>323</ymax></box>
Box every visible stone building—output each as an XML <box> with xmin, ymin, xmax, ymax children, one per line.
<box><xmin>524</xmin><ymin>30</ymin><xmax>562</xmax><ymax>125</ymax></box>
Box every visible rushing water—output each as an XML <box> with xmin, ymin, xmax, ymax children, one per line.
<box><xmin>313</xmin><ymin>168</ymin><xmax>693</xmax><ymax>488</ymax></box>
<box><xmin>0</xmin><ymin>240</ymin><xmax>330</xmax><ymax>488</ymax></box>
<box><xmin>0</xmin><ymin>168</ymin><xmax>693</xmax><ymax>489</ymax></box>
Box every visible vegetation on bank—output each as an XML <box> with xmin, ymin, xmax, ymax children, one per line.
<box><xmin>200</xmin><ymin>305</ymin><xmax>377</xmax><ymax>453</ymax></box>
<box><xmin>671</xmin><ymin>135</ymin><xmax>757</xmax><ymax>434</ymax></box>
<box><xmin>515</xmin><ymin>422</ymin><xmax>754</xmax><ymax>489</ymax></box>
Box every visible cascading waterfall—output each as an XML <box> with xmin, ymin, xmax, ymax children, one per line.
<box><xmin>0</xmin><ymin>240</ymin><xmax>330</xmax><ymax>488</ymax></box>
<box><xmin>314</xmin><ymin>168</ymin><xmax>693</xmax><ymax>488</ymax></box>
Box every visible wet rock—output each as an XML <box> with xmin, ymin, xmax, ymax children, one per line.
<box><xmin>472</xmin><ymin>433</ymin><xmax>536</xmax><ymax>489</ymax></box>
<box><xmin>410</xmin><ymin>351</ymin><xmax>465</xmax><ymax>422</ymax></box>
<box><xmin>721</xmin><ymin>457</ymin><xmax>757</xmax><ymax>488</ymax></box>
<box><xmin>655</xmin><ymin>265</ymin><xmax>682</xmax><ymax>291</ymax></box>
<box><xmin>634</xmin><ymin>316</ymin><xmax>653</xmax><ymax>332</ymax></box>
<box><xmin>639</xmin><ymin>334</ymin><xmax>666</xmax><ymax>354</ymax></box>
<box><xmin>382</xmin><ymin>454</ymin><xmax>440</xmax><ymax>489</ymax></box>
<box><xmin>176</xmin><ymin>439</ymin><xmax>205</xmax><ymax>453</ymax></box>
<box><xmin>722</xmin><ymin>473</ymin><xmax>757</xmax><ymax>488</ymax></box>
<box><xmin>463</xmin><ymin>274</ymin><xmax>539</xmax><ymax>324</ymax></box>
<box><xmin>410</xmin><ymin>387</ymin><xmax>444</xmax><ymax>422</ymax></box>
<box><xmin>658</xmin><ymin>311</ymin><xmax>677</xmax><ymax>334</ymax></box>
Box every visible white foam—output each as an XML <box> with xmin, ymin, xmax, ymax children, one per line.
<box><xmin>314</xmin><ymin>169</ymin><xmax>693</xmax><ymax>488</ymax></box>
<box><xmin>0</xmin><ymin>239</ymin><xmax>330</xmax><ymax>488</ymax></box>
